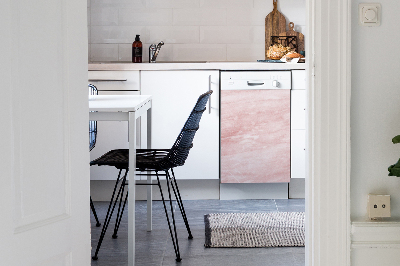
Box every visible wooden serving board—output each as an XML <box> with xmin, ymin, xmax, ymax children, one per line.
<box><xmin>280</xmin><ymin>22</ymin><xmax>304</xmax><ymax>52</ymax></box>
<box><xmin>265</xmin><ymin>0</ymin><xmax>286</xmax><ymax>59</ymax></box>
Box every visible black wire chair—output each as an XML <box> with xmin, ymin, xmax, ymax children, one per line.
<box><xmin>89</xmin><ymin>84</ymin><xmax>101</xmax><ymax>227</ymax></box>
<box><xmin>90</xmin><ymin>90</ymin><xmax>213</xmax><ymax>262</ymax></box>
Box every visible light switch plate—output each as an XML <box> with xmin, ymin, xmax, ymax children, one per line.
<box><xmin>368</xmin><ymin>194</ymin><xmax>391</xmax><ymax>219</ymax></box>
<box><xmin>359</xmin><ymin>3</ymin><xmax>381</xmax><ymax>26</ymax></box>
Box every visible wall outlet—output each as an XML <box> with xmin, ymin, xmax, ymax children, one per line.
<box><xmin>367</xmin><ymin>194</ymin><xmax>391</xmax><ymax>219</ymax></box>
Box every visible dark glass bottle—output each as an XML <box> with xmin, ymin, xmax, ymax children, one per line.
<box><xmin>132</xmin><ymin>35</ymin><xmax>142</xmax><ymax>63</ymax></box>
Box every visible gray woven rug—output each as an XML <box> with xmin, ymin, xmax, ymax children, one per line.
<box><xmin>204</xmin><ymin>212</ymin><xmax>305</xmax><ymax>248</ymax></box>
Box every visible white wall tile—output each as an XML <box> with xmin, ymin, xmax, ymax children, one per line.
<box><xmin>147</xmin><ymin>26</ymin><xmax>199</xmax><ymax>44</ymax></box>
<box><xmin>172</xmin><ymin>44</ymin><xmax>226</xmax><ymax>61</ymax></box>
<box><xmin>173</xmin><ymin>8</ymin><xmax>226</xmax><ymax>26</ymax></box>
<box><xmin>199</xmin><ymin>0</ymin><xmax>228</xmax><ymax>8</ymax></box>
<box><xmin>91</xmin><ymin>26</ymin><xmax>146</xmax><ymax>43</ymax></box>
<box><xmin>200</xmin><ymin>26</ymin><xmax>252</xmax><ymax>44</ymax></box>
<box><xmin>200</xmin><ymin>0</ymin><xmax>253</xmax><ymax>8</ymax></box>
<box><xmin>200</xmin><ymin>26</ymin><xmax>265</xmax><ymax>44</ymax></box>
<box><xmin>227</xmin><ymin>43</ymin><xmax>264</xmax><ymax>61</ymax></box>
<box><xmin>225</xmin><ymin>0</ymin><xmax>254</xmax><ymax>8</ymax></box>
<box><xmin>118</xmin><ymin>44</ymin><xmax>132</xmax><ymax>62</ymax></box>
<box><xmin>87</xmin><ymin>8</ymin><xmax>91</xmax><ymax>26</ymax></box>
<box><xmin>91</xmin><ymin>7</ymin><xmax>118</xmax><ymax>26</ymax></box>
<box><xmin>279</xmin><ymin>1</ymin><xmax>306</xmax><ymax>25</ymax></box>
<box><xmin>88</xmin><ymin>44</ymin><xmax>91</xmax><ymax>62</ymax></box>
<box><xmin>146</xmin><ymin>0</ymin><xmax>199</xmax><ymax>9</ymax></box>
<box><xmin>91</xmin><ymin>0</ymin><xmax>146</xmax><ymax>8</ymax></box>
<box><xmin>91</xmin><ymin>44</ymin><xmax>119</xmax><ymax>61</ymax></box>
<box><xmin>227</xmin><ymin>8</ymin><xmax>267</xmax><ymax>26</ymax></box>
<box><xmin>119</xmin><ymin>8</ymin><xmax>173</xmax><ymax>26</ymax></box>
<box><xmin>253</xmin><ymin>0</ymin><xmax>271</xmax><ymax>9</ymax></box>
<box><xmin>252</xmin><ymin>26</ymin><xmax>266</xmax><ymax>44</ymax></box>
<box><xmin>253</xmin><ymin>0</ymin><xmax>306</xmax><ymax>27</ymax></box>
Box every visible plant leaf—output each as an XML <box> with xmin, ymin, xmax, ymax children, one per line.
<box><xmin>392</xmin><ymin>135</ymin><xmax>400</xmax><ymax>144</ymax></box>
<box><xmin>388</xmin><ymin>159</ymin><xmax>400</xmax><ymax>177</ymax></box>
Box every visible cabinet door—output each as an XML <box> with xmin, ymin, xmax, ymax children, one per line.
<box><xmin>291</xmin><ymin>90</ymin><xmax>306</xmax><ymax>130</ymax></box>
<box><xmin>291</xmin><ymin>129</ymin><xmax>306</xmax><ymax>179</ymax></box>
<box><xmin>221</xmin><ymin>89</ymin><xmax>291</xmax><ymax>183</ymax></box>
<box><xmin>141</xmin><ymin>70</ymin><xmax>219</xmax><ymax>180</ymax></box>
<box><xmin>291</xmin><ymin>70</ymin><xmax>306</xmax><ymax>90</ymax></box>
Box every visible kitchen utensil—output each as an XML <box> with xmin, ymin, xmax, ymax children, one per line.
<box><xmin>279</xmin><ymin>22</ymin><xmax>304</xmax><ymax>52</ymax></box>
<box><xmin>265</xmin><ymin>0</ymin><xmax>287</xmax><ymax>59</ymax></box>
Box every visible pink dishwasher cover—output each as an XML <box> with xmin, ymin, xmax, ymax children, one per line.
<box><xmin>221</xmin><ymin>89</ymin><xmax>290</xmax><ymax>183</ymax></box>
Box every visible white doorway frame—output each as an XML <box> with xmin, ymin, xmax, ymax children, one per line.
<box><xmin>306</xmin><ymin>0</ymin><xmax>351</xmax><ymax>265</ymax></box>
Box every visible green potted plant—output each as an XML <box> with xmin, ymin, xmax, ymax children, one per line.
<box><xmin>388</xmin><ymin>135</ymin><xmax>400</xmax><ymax>176</ymax></box>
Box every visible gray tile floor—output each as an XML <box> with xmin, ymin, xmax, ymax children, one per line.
<box><xmin>91</xmin><ymin>199</ymin><xmax>305</xmax><ymax>266</ymax></box>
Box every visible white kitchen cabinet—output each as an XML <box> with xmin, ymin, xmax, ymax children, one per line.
<box><xmin>291</xmin><ymin>70</ymin><xmax>306</xmax><ymax>179</ymax></box>
<box><xmin>292</xmin><ymin>70</ymin><xmax>306</xmax><ymax>90</ymax></box>
<box><xmin>291</xmin><ymin>90</ymin><xmax>306</xmax><ymax>130</ymax></box>
<box><xmin>141</xmin><ymin>70</ymin><xmax>219</xmax><ymax>180</ymax></box>
<box><xmin>291</xmin><ymin>130</ymin><xmax>306</xmax><ymax>179</ymax></box>
<box><xmin>88</xmin><ymin>71</ymin><xmax>141</xmax><ymax>180</ymax></box>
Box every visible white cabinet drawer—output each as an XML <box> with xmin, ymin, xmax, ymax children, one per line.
<box><xmin>291</xmin><ymin>90</ymin><xmax>306</xmax><ymax>130</ymax></box>
<box><xmin>292</xmin><ymin>70</ymin><xmax>306</xmax><ymax>90</ymax></box>
<box><xmin>291</xmin><ymin>129</ymin><xmax>305</xmax><ymax>179</ymax></box>
<box><xmin>88</xmin><ymin>71</ymin><xmax>140</xmax><ymax>91</ymax></box>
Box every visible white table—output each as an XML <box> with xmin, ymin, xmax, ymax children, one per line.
<box><xmin>89</xmin><ymin>95</ymin><xmax>152</xmax><ymax>266</ymax></box>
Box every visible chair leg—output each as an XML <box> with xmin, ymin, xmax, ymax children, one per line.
<box><xmin>168</xmin><ymin>169</ymin><xmax>193</xmax><ymax>239</ymax></box>
<box><xmin>156</xmin><ymin>171</ymin><xmax>182</xmax><ymax>262</ymax></box>
<box><xmin>112</xmin><ymin>178</ymin><xmax>128</xmax><ymax>239</ymax></box>
<box><xmin>90</xmin><ymin>196</ymin><xmax>101</xmax><ymax>227</ymax></box>
<box><xmin>92</xmin><ymin>169</ymin><xmax>128</xmax><ymax>261</ymax></box>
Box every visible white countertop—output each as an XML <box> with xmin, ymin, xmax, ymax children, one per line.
<box><xmin>89</xmin><ymin>62</ymin><xmax>306</xmax><ymax>71</ymax></box>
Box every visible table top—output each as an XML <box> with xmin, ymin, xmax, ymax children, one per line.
<box><xmin>89</xmin><ymin>95</ymin><xmax>152</xmax><ymax>112</ymax></box>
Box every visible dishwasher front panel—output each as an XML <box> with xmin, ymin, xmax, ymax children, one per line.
<box><xmin>220</xmin><ymin>89</ymin><xmax>290</xmax><ymax>183</ymax></box>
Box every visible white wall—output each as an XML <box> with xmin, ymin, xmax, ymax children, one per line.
<box><xmin>351</xmin><ymin>1</ymin><xmax>400</xmax><ymax>264</ymax></box>
<box><xmin>87</xmin><ymin>0</ymin><xmax>305</xmax><ymax>62</ymax></box>
<box><xmin>351</xmin><ymin>0</ymin><xmax>400</xmax><ymax>220</ymax></box>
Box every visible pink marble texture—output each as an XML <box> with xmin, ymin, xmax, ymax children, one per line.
<box><xmin>221</xmin><ymin>89</ymin><xmax>290</xmax><ymax>183</ymax></box>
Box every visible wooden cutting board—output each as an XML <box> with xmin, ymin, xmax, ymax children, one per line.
<box><xmin>265</xmin><ymin>0</ymin><xmax>286</xmax><ymax>59</ymax></box>
<box><xmin>280</xmin><ymin>22</ymin><xmax>304</xmax><ymax>53</ymax></box>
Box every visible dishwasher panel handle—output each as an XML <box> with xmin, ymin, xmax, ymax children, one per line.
<box><xmin>247</xmin><ymin>81</ymin><xmax>265</xmax><ymax>86</ymax></box>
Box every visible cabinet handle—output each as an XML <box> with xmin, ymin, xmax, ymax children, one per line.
<box><xmin>208</xmin><ymin>75</ymin><xmax>212</xmax><ymax>114</ymax></box>
<box><xmin>88</xmin><ymin>79</ymin><xmax>127</xmax><ymax>82</ymax></box>
<box><xmin>247</xmin><ymin>81</ymin><xmax>264</xmax><ymax>86</ymax></box>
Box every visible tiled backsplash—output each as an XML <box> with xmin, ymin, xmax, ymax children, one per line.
<box><xmin>88</xmin><ymin>0</ymin><xmax>305</xmax><ymax>62</ymax></box>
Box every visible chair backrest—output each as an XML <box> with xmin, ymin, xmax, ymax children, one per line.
<box><xmin>89</xmin><ymin>84</ymin><xmax>98</xmax><ymax>151</ymax></box>
<box><xmin>163</xmin><ymin>90</ymin><xmax>213</xmax><ymax>169</ymax></box>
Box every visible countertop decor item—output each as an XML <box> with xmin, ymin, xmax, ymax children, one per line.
<box><xmin>265</xmin><ymin>0</ymin><xmax>286</xmax><ymax>59</ymax></box>
<box><xmin>257</xmin><ymin>59</ymin><xmax>284</xmax><ymax>63</ymax></box>
<box><xmin>279</xmin><ymin>22</ymin><xmax>304</xmax><ymax>53</ymax></box>
<box><xmin>271</xmin><ymin>35</ymin><xmax>298</xmax><ymax>53</ymax></box>
<box><xmin>132</xmin><ymin>35</ymin><xmax>143</xmax><ymax>63</ymax></box>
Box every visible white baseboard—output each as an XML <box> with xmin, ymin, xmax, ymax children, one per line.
<box><xmin>91</xmin><ymin>179</ymin><xmax>305</xmax><ymax>201</ymax></box>
<box><xmin>351</xmin><ymin>220</ymin><xmax>400</xmax><ymax>266</ymax></box>
<box><xmin>90</xmin><ymin>179</ymin><xmax>220</xmax><ymax>201</ymax></box>
<box><xmin>220</xmin><ymin>183</ymin><xmax>289</xmax><ymax>200</ymax></box>
<box><xmin>289</xmin><ymin>178</ymin><xmax>305</xmax><ymax>198</ymax></box>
